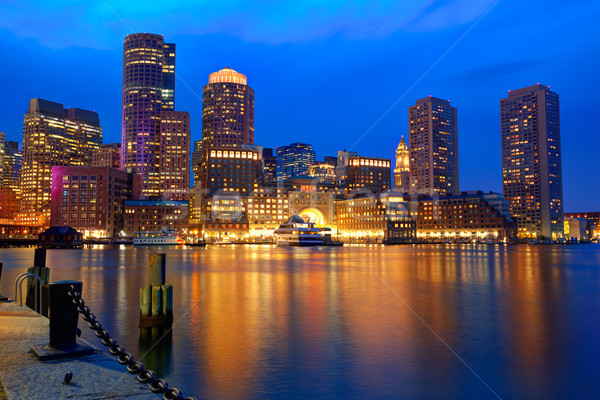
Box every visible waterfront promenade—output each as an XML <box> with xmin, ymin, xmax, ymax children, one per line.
<box><xmin>0</xmin><ymin>302</ymin><xmax>154</xmax><ymax>399</ymax></box>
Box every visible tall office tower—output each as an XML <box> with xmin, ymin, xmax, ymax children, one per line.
<box><xmin>20</xmin><ymin>98</ymin><xmax>102</xmax><ymax>224</ymax></box>
<box><xmin>3</xmin><ymin>140</ymin><xmax>22</xmax><ymax>187</ymax></box>
<box><xmin>0</xmin><ymin>132</ymin><xmax>5</xmax><ymax>177</ymax></box>
<box><xmin>159</xmin><ymin>111</ymin><xmax>190</xmax><ymax>200</ymax></box>
<box><xmin>335</xmin><ymin>150</ymin><xmax>358</xmax><ymax>186</ymax></box>
<box><xmin>198</xmin><ymin>67</ymin><xmax>255</xmax><ymax>196</ymax></box>
<box><xmin>1</xmin><ymin>139</ymin><xmax>23</xmax><ymax>219</ymax></box>
<box><xmin>92</xmin><ymin>143</ymin><xmax>121</xmax><ymax>169</ymax></box>
<box><xmin>394</xmin><ymin>136</ymin><xmax>410</xmax><ymax>193</ymax></box>
<box><xmin>276</xmin><ymin>143</ymin><xmax>315</xmax><ymax>181</ymax></box>
<box><xmin>500</xmin><ymin>84</ymin><xmax>563</xmax><ymax>239</ymax></box>
<box><xmin>262</xmin><ymin>148</ymin><xmax>277</xmax><ymax>183</ymax></box>
<box><xmin>191</xmin><ymin>140</ymin><xmax>202</xmax><ymax>186</ymax></box>
<box><xmin>122</xmin><ymin>33</ymin><xmax>175</xmax><ymax>198</ymax></box>
<box><xmin>347</xmin><ymin>156</ymin><xmax>391</xmax><ymax>193</ymax></box>
<box><xmin>201</xmin><ymin>67</ymin><xmax>254</xmax><ymax>148</ymax></box>
<box><xmin>408</xmin><ymin>96</ymin><xmax>458</xmax><ymax>196</ymax></box>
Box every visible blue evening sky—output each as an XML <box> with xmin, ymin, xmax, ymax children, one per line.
<box><xmin>1</xmin><ymin>0</ymin><xmax>599</xmax><ymax>211</ymax></box>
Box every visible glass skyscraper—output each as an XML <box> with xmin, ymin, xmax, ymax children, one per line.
<box><xmin>276</xmin><ymin>143</ymin><xmax>316</xmax><ymax>181</ymax></box>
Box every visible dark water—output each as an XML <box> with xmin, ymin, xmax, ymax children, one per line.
<box><xmin>1</xmin><ymin>244</ymin><xmax>600</xmax><ymax>399</ymax></box>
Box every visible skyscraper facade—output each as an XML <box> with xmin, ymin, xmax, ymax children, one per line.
<box><xmin>198</xmin><ymin>67</ymin><xmax>255</xmax><ymax>198</ymax></box>
<box><xmin>408</xmin><ymin>97</ymin><xmax>459</xmax><ymax>196</ymax></box>
<box><xmin>121</xmin><ymin>33</ymin><xmax>175</xmax><ymax>198</ymax></box>
<box><xmin>262</xmin><ymin>148</ymin><xmax>277</xmax><ymax>183</ymax></box>
<box><xmin>92</xmin><ymin>143</ymin><xmax>121</xmax><ymax>169</ymax></box>
<box><xmin>20</xmin><ymin>98</ymin><xmax>101</xmax><ymax>225</ymax></box>
<box><xmin>276</xmin><ymin>143</ymin><xmax>316</xmax><ymax>181</ymax></box>
<box><xmin>201</xmin><ymin>67</ymin><xmax>254</xmax><ymax>148</ymax></box>
<box><xmin>394</xmin><ymin>136</ymin><xmax>410</xmax><ymax>193</ymax></box>
<box><xmin>347</xmin><ymin>156</ymin><xmax>391</xmax><ymax>193</ymax></box>
<box><xmin>335</xmin><ymin>150</ymin><xmax>358</xmax><ymax>186</ymax></box>
<box><xmin>500</xmin><ymin>84</ymin><xmax>563</xmax><ymax>239</ymax></box>
<box><xmin>159</xmin><ymin>111</ymin><xmax>190</xmax><ymax>200</ymax></box>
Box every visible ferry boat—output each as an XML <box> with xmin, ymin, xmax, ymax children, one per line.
<box><xmin>274</xmin><ymin>215</ymin><xmax>323</xmax><ymax>246</ymax></box>
<box><xmin>133</xmin><ymin>228</ymin><xmax>185</xmax><ymax>246</ymax></box>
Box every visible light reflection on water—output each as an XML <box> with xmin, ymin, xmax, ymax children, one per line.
<box><xmin>1</xmin><ymin>244</ymin><xmax>600</xmax><ymax>399</ymax></box>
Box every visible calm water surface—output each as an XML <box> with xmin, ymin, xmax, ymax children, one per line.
<box><xmin>1</xmin><ymin>244</ymin><xmax>600</xmax><ymax>399</ymax></box>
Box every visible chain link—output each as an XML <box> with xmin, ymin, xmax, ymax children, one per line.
<box><xmin>67</xmin><ymin>284</ymin><xmax>197</xmax><ymax>400</ymax></box>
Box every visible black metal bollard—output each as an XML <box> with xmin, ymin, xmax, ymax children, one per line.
<box><xmin>49</xmin><ymin>280</ymin><xmax>82</xmax><ymax>351</ymax></box>
<box><xmin>30</xmin><ymin>280</ymin><xmax>94</xmax><ymax>361</ymax></box>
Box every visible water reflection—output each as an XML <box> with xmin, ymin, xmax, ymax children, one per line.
<box><xmin>0</xmin><ymin>245</ymin><xmax>599</xmax><ymax>399</ymax></box>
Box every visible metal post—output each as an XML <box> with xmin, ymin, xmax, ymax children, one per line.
<box><xmin>30</xmin><ymin>280</ymin><xmax>94</xmax><ymax>361</ymax></box>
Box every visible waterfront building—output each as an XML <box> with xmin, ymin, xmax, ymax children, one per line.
<box><xmin>21</xmin><ymin>98</ymin><xmax>102</xmax><ymax>227</ymax></box>
<box><xmin>202</xmin><ymin>147</ymin><xmax>261</xmax><ymax>196</ymax></box>
<box><xmin>416</xmin><ymin>191</ymin><xmax>516</xmax><ymax>240</ymax></box>
<box><xmin>92</xmin><ymin>143</ymin><xmax>121</xmax><ymax>169</ymax></box>
<box><xmin>276</xmin><ymin>143</ymin><xmax>316</xmax><ymax>181</ymax></box>
<box><xmin>346</xmin><ymin>156</ymin><xmax>391</xmax><ymax>194</ymax></box>
<box><xmin>564</xmin><ymin>212</ymin><xmax>600</xmax><ymax>238</ymax></box>
<box><xmin>501</xmin><ymin>84</ymin><xmax>563</xmax><ymax>239</ymax></box>
<box><xmin>50</xmin><ymin>166</ymin><xmax>141</xmax><ymax>237</ymax></box>
<box><xmin>564</xmin><ymin>217</ymin><xmax>594</xmax><ymax>241</ymax></box>
<box><xmin>159</xmin><ymin>111</ymin><xmax>190</xmax><ymax>200</ymax></box>
<box><xmin>288</xmin><ymin>189</ymin><xmax>336</xmax><ymax>228</ymax></box>
<box><xmin>121</xmin><ymin>33</ymin><xmax>177</xmax><ymax>198</ymax></box>
<box><xmin>202</xmin><ymin>194</ymin><xmax>249</xmax><ymax>242</ymax></box>
<box><xmin>335</xmin><ymin>150</ymin><xmax>358</xmax><ymax>186</ymax></box>
<box><xmin>409</xmin><ymin>96</ymin><xmax>459</xmax><ymax>196</ymax></box>
<box><xmin>262</xmin><ymin>148</ymin><xmax>277</xmax><ymax>183</ymax></box>
<box><xmin>336</xmin><ymin>192</ymin><xmax>415</xmax><ymax>243</ymax></box>
<box><xmin>247</xmin><ymin>187</ymin><xmax>289</xmax><ymax>238</ymax></box>
<box><xmin>394</xmin><ymin>136</ymin><xmax>410</xmax><ymax>193</ymax></box>
<box><xmin>308</xmin><ymin>162</ymin><xmax>336</xmax><ymax>184</ymax></box>
<box><xmin>124</xmin><ymin>200</ymin><xmax>188</xmax><ymax>234</ymax></box>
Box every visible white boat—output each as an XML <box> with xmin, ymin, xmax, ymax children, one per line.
<box><xmin>274</xmin><ymin>215</ymin><xmax>323</xmax><ymax>246</ymax></box>
<box><xmin>133</xmin><ymin>228</ymin><xmax>185</xmax><ymax>246</ymax></box>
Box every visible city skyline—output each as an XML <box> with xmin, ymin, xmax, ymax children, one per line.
<box><xmin>1</xmin><ymin>0</ymin><xmax>599</xmax><ymax>211</ymax></box>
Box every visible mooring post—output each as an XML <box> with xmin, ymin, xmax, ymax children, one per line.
<box><xmin>26</xmin><ymin>248</ymin><xmax>50</xmax><ymax>315</ymax></box>
<box><xmin>139</xmin><ymin>253</ymin><xmax>173</xmax><ymax>328</ymax></box>
<box><xmin>30</xmin><ymin>280</ymin><xmax>94</xmax><ymax>360</ymax></box>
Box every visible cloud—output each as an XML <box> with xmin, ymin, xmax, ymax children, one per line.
<box><xmin>0</xmin><ymin>0</ymin><xmax>501</xmax><ymax>49</ymax></box>
<box><xmin>450</xmin><ymin>60</ymin><xmax>546</xmax><ymax>82</ymax></box>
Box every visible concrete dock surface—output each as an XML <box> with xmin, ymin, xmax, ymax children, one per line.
<box><xmin>0</xmin><ymin>302</ymin><xmax>158</xmax><ymax>399</ymax></box>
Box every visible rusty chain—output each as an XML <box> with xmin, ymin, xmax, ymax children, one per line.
<box><xmin>67</xmin><ymin>284</ymin><xmax>196</xmax><ymax>400</ymax></box>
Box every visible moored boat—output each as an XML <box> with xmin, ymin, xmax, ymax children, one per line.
<box><xmin>133</xmin><ymin>228</ymin><xmax>185</xmax><ymax>246</ymax></box>
<box><xmin>274</xmin><ymin>215</ymin><xmax>323</xmax><ymax>246</ymax></box>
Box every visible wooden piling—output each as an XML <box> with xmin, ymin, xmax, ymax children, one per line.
<box><xmin>139</xmin><ymin>253</ymin><xmax>173</xmax><ymax>328</ymax></box>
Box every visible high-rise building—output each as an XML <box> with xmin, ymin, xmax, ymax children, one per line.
<box><xmin>201</xmin><ymin>67</ymin><xmax>254</xmax><ymax>148</ymax></box>
<box><xmin>276</xmin><ymin>143</ymin><xmax>315</xmax><ymax>181</ymax></box>
<box><xmin>5</xmin><ymin>141</ymin><xmax>22</xmax><ymax>183</ymax></box>
<box><xmin>0</xmin><ymin>140</ymin><xmax>22</xmax><ymax>219</ymax></box>
<box><xmin>92</xmin><ymin>143</ymin><xmax>121</xmax><ymax>169</ymax></box>
<box><xmin>335</xmin><ymin>150</ymin><xmax>358</xmax><ymax>186</ymax></box>
<box><xmin>158</xmin><ymin>111</ymin><xmax>190</xmax><ymax>200</ymax></box>
<box><xmin>203</xmin><ymin>147</ymin><xmax>261</xmax><ymax>196</ymax></box>
<box><xmin>500</xmin><ymin>84</ymin><xmax>563</xmax><ymax>239</ymax></box>
<box><xmin>346</xmin><ymin>156</ymin><xmax>391</xmax><ymax>193</ymax></box>
<box><xmin>197</xmin><ymin>67</ymin><xmax>255</xmax><ymax>198</ymax></box>
<box><xmin>20</xmin><ymin>98</ymin><xmax>102</xmax><ymax>225</ymax></box>
<box><xmin>262</xmin><ymin>148</ymin><xmax>277</xmax><ymax>183</ymax></box>
<box><xmin>409</xmin><ymin>96</ymin><xmax>459</xmax><ymax>196</ymax></box>
<box><xmin>394</xmin><ymin>136</ymin><xmax>410</xmax><ymax>193</ymax></box>
<box><xmin>121</xmin><ymin>33</ymin><xmax>175</xmax><ymax>198</ymax></box>
<box><xmin>191</xmin><ymin>140</ymin><xmax>202</xmax><ymax>187</ymax></box>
